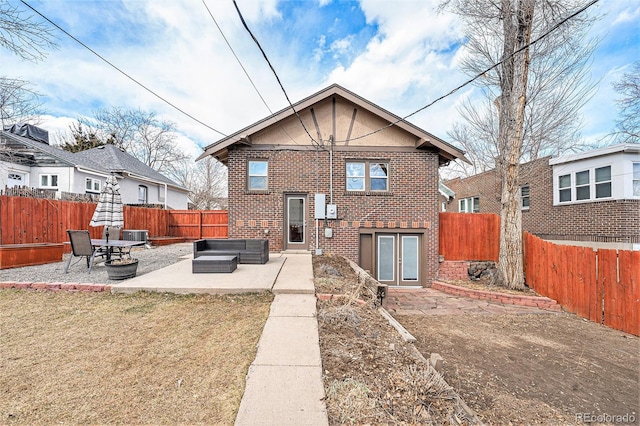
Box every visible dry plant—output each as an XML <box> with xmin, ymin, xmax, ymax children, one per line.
<box><xmin>325</xmin><ymin>378</ymin><xmax>381</xmax><ymax>425</ymax></box>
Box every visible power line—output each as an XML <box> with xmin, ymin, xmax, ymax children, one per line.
<box><xmin>201</xmin><ymin>1</ymin><xmax>303</xmax><ymax>147</ymax></box>
<box><xmin>232</xmin><ymin>0</ymin><xmax>320</xmax><ymax>147</ymax></box>
<box><xmin>333</xmin><ymin>0</ymin><xmax>601</xmax><ymax>144</ymax></box>
<box><xmin>19</xmin><ymin>0</ymin><xmax>227</xmax><ymax>137</ymax></box>
<box><xmin>201</xmin><ymin>0</ymin><xmax>272</xmax><ymax>115</ymax></box>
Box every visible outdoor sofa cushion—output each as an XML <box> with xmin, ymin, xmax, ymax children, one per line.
<box><xmin>193</xmin><ymin>239</ymin><xmax>269</xmax><ymax>264</ymax></box>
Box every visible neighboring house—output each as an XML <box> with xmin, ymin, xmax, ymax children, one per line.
<box><xmin>445</xmin><ymin>143</ymin><xmax>640</xmax><ymax>248</ymax></box>
<box><xmin>1</xmin><ymin>124</ymin><xmax>189</xmax><ymax>209</ymax></box>
<box><xmin>198</xmin><ymin>84</ymin><xmax>467</xmax><ymax>286</ymax></box>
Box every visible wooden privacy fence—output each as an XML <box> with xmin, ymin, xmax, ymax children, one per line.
<box><xmin>439</xmin><ymin>212</ymin><xmax>500</xmax><ymax>262</ymax></box>
<box><xmin>524</xmin><ymin>232</ymin><xmax>639</xmax><ymax>336</ymax></box>
<box><xmin>168</xmin><ymin>210</ymin><xmax>228</xmax><ymax>239</ymax></box>
<box><xmin>0</xmin><ymin>196</ymin><xmax>228</xmax><ymax>245</ymax></box>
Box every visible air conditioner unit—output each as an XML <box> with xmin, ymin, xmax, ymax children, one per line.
<box><xmin>122</xmin><ymin>230</ymin><xmax>148</xmax><ymax>242</ymax></box>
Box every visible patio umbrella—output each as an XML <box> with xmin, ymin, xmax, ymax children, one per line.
<box><xmin>90</xmin><ymin>175</ymin><xmax>124</xmax><ymax>259</ymax></box>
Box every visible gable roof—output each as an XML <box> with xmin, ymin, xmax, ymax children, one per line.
<box><xmin>197</xmin><ymin>84</ymin><xmax>468</xmax><ymax>164</ymax></box>
<box><xmin>1</xmin><ymin>129</ymin><xmax>187</xmax><ymax>191</ymax></box>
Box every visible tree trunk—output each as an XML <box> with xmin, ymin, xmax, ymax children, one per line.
<box><xmin>494</xmin><ymin>0</ymin><xmax>534</xmax><ymax>290</ymax></box>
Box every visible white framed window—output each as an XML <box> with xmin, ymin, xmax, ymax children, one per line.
<box><xmin>559</xmin><ymin>174</ymin><xmax>571</xmax><ymax>202</ymax></box>
<box><xmin>459</xmin><ymin>196</ymin><xmax>479</xmax><ymax>213</ymax></box>
<box><xmin>346</xmin><ymin>160</ymin><xmax>389</xmax><ymax>192</ymax></box>
<box><xmin>248</xmin><ymin>160</ymin><xmax>268</xmax><ymax>191</ymax></box>
<box><xmin>138</xmin><ymin>185</ymin><xmax>148</xmax><ymax>203</ymax></box>
<box><xmin>520</xmin><ymin>185</ymin><xmax>530</xmax><ymax>210</ymax></box>
<box><xmin>40</xmin><ymin>174</ymin><xmax>58</xmax><ymax>188</ymax></box>
<box><xmin>595</xmin><ymin>166</ymin><xmax>612</xmax><ymax>198</ymax></box>
<box><xmin>632</xmin><ymin>163</ymin><xmax>639</xmax><ymax>197</ymax></box>
<box><xmin>558</xmin><ymin>165</ymin><xmax>613</xmax><ymax>204</ymax></box>
<box><xmin>85</xmin><ymin>177</ymin><xmax>101</xmax><ymax>193</ymax></box>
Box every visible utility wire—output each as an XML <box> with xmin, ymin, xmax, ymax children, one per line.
<box><xmin>19</xmin><ymin>0</ymin><xmax>227</xmax><ymax>137</ymax></box>
<box><xmin>332</xmin><ymin>0</ymin><xmax>601</xmax><ymax>144</ymax></box>
<box><xmin>232</xmin><ymin>0</ymin><xmax>320</xmax><ymax>147</ymax></box>
<box><xmin>201</xmin><ymin>0</ymin><xmax>272</xmax><ymax>114</ymax></box>
<box><xmin>202</xmin><ymin>0</ymin><xmax>304</xmax><ymax>147</ymax></box>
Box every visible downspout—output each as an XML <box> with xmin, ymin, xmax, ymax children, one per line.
<box><xmin>164</xmin><ymin>183</ymin><xmax>168</xmax><ymax>209</ymax></box>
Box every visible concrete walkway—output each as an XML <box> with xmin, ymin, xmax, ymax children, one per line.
<box><xmin>235</xmin><ymin>253</ymin><xmax>328</xmax><ymax>425</ymax></box>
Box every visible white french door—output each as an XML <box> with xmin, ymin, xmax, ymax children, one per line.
<box><xmin>376</xmin><ymin>234</ymin><xmax>420</xmax><ymax>286</ymax></box>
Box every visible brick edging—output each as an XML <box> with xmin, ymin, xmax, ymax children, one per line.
<box><xmin>0</xmin><ymin>282</ymin><xmax>111</xmax><ymax>292</ymax></box>
<box><xmin>432</xmin><ymin>280</ymin><xmax>561</xmax><ymax>311</ymax></box>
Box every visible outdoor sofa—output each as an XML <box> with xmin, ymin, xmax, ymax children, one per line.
<box><xmin>193</xmin><ymin>239</ymin><xmax>269</xmax><ymax>264</ymax></box>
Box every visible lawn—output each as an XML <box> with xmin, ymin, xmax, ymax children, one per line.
<box><xmin>0</xmin><ymin>290</ymin><xmax>273</xmax><ymax>425</ymax></box>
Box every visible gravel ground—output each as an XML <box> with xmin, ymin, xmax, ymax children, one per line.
<box><xmin>0</xmin><ymin>243</ymin><xmax>194</xmax><ymax>284</ymax></box>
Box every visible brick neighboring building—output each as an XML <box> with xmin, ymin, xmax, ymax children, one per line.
<box><xmin>198</xmin><ymin>84</ymin><xmax>467</xmax><ymax>287</ymax></box>
<box><xmin>445</xmin><ymin>144</ymin><xmax>640</xmax><ymax>248</ymax></box>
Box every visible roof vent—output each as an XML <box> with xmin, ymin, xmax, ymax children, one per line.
<box><xmin>3</xmin><ymin>123</ymin><xmax>49</xmax><ymax>145</ymax></box>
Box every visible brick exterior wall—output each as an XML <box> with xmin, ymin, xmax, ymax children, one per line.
<box><xmin>445</xmin><ymin>157</ymin><xmax>640</xmax><ymax>243</ymax></box>
<box><xmin>228</xmin><ymin>146</ymin><xmax>442</xmax><ymax>286</ymax></box>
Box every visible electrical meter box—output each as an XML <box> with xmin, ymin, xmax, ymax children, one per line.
<box><xmin>314</xmin><ymin>194</ymin><xmax>326</xmax><ymax>219</ymax></box>
<box><xmin>326</xmin><ymin>204</ymin><xmax>337</xmax><ymax>219</ymax></box>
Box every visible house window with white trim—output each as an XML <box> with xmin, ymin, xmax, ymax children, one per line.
<box><xmin>459</xmin><ymin>196</ymin><xmax>479</xmax><ymax>213</ymax></box>
<box><xmin>632</xmin><ymin>163</ymin><xmax>640</xmax><ymax>197</ymax></box>
<box><xmin>559</xmin><ymin>174</ymin><xmax>571</xmax><ymax>202</ymax></box>
<box><xmin>40</xmin><ymin>174</ymin><xmax>58</xmax><ymax>188</ymax></box>
<box><xmin>520</xmin><ymin>185</ymin><xmax>530</xmax><ymax>210</ymax></box>
<box><xmin>247</xmin><ymin>160</ymin><xmax>268</xmax><ymax>191</ymax></box>
<box><xmin>85</xmin><ymin>177</ymin><xmax>101</xmax><ymax>193</ymax></box>
<box><xmin>138</xmin><ymin>185</ymin><xmax>148</xmax><ymax>203</ymax></box>
<box><xmin>595</xmin><ymin>166</ymin><xmax>611</xmax><ymax>198</ymax></box>
<box><xmin>346</xmin><ymin>161</ymin><xmax>389</xmax><ymax>192</ymax></box>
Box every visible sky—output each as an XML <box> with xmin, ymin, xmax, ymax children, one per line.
<box><xmin>1</xmin><ymin>0</ymin><xmax>638</xmax><ymax>163</ymax></box>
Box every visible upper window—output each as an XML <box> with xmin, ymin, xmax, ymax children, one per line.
<box><xmin>520</xmin><ymin>185</ymin><xmax>530</xmax><ymax>210</ymax></box>
<box><xmin>40</xmin><ymin>174</ymin><xmax>58</xmax><ymax>188</ymax></box>
<box><xmin>85</xmin><ymin>177</ymin><xmax>101</xmax><ymax>193</ymax></box>
<box><xmin>459</xmin><ymin>196</ymin><xmax>479</xmax><ymax>213</ymax></box>
<box><xmin>558</xmin><ymin>165</ymin><xmax>613</xmax><ymax>203</ymax></box>
<box><xmin>138</xmin><ymin>185</ymin><xmax>148</xmax><ymax>204</ymax></box>
<box><xmin>248</xmin><ymin>160</ymin><xmax>268</xmax><ymax>191</ymax></box>
<box><xmin>346</xmin><ymin>161</ymin><xmax>389</xmax><ymax>192</ymax></box>
<box><xmin>634</xmin><ymin>163</ymin><xmax>640</xmax><ymax>197</ymax></box>
<box><xmin>559</xmin><ymin>174</ymin><xmax>571</xmax><ymax>202</ymax></box>
<box><xmin>595</xmin><ymin>166</ymin><xmax>611</xmax><ymax>198</ymax></box>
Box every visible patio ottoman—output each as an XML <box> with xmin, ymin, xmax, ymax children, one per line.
<box><xmin>192</xmin><ymin>255</ymin><xmax>237</xmax><ymax>273</ymax></box>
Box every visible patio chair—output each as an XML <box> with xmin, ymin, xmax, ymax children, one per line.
<box><xmin>65</xmin><ymin>230</ymin><xmax>99</xmax><ymax>273</ymax></box>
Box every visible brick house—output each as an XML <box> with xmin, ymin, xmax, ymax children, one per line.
<box><xmin>445</xmin><ymin>144</ymin><xmax>640</xmax><ymax>248</ymax></box>
<box><xmin>198</xmin><ymin>84</ymin><xmax>467</xmax><ymax>286</ymax></box>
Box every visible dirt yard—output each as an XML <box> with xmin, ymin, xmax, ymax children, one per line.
<box><xmin>314</xmin><ymin>254</ymin><xmax>639</xmax><ymax>425</ymax></box>
<box><xmin>0</xmin><ymin>290</ymin><xmax>273</xmax><ymax>425</ymax></box>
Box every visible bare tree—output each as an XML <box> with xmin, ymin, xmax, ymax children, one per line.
<box><xmin>0</xmin><ymin>76</ymin><xmax>43</xmax><ymax>127</ymax></box>
<box><xmin>443</xmin><ymin>0</ymin><xmax>598</xmax><ymax>177</ymax></box>
<box><xmin>0</xmin><ymin>2</ymin><xmax>57</xmax><ymax>62</ymax></box>
<box><xmin>173</xmin><ymin>156</ymin><xmax>228</xmax><ymax>210</ymax></box>
<box><xmin>611</xmin><ymin>61</ymin><xmax>640</xmax><ymax>143</ymax></box>
<box><xmin>0</xmin><ymin>3</ymin><xmax>56</xmax><ymax>128</ymax></box>
<box><xmin>88</xmin><ymin>107</ymin><xmax>190</xmax><ymax>177</ymax></box>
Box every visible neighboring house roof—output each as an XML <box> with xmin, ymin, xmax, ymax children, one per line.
<box><xmin>197</xmin><ymin>84</ymin><xmax>469</xmax><ymax>165</ymax></box>
<box><xmin>1</xmin><ymin>128</ymin><xmax>187</xmax><ymax>192</ymax></box>
<box><xmin>438</xmin><ymin>181</ymin><xmax>455</xmax><ymax>200</ymax></box>
<box><xmin>549</xmin><ymin>143</ymin><xmax>640</xmax><ymax>166</ymax></box>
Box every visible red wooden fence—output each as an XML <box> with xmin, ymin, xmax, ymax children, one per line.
<box><xmin>0</xmin><ymin>196</ymin><xmax>228</xmax><ymax>245</ymax></box>
<box><xmin>439</xmin><ymin>212</ymin><xmax>500</xmax><ymax>262</ymax></box>
<box><xmin>167</xmin><ymin>210</ymin><xmax>228</xmax><ymax>239</ymax></box>
<box><xmin>524</xmin><ymin>232</ymin><xmax>639</xmax><ymax>336</ymax></box>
